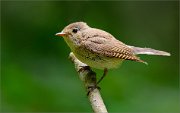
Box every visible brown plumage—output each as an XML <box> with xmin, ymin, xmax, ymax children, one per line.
<box><xmin>56</xmin><ymin>22</ymin><xmax>170</xmax><ymax>69</ymax></box>
<box><xmin>81</xmin><ymin>27</ymin><xmax>145</xmax><ymax>64</ymax></box>
<box><xmin>56</xmin><ymin>22</ymin><xmax>170</xmax><ymax>84</ymax></box>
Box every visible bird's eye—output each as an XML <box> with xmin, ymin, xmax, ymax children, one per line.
<box><xmin>72</xmin><ymin>28</ymin><xmax>79</xmax><ymax>33</ymax></box>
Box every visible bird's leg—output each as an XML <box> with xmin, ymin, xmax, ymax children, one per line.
<box><xmin>97</xmin><ymin>68</ymin><xmax>108</xmax><ymax>84</ymax></box>
<box><xmin>78</xmin><ymin>65</ymin><xmax>100</xmax><ymax>95</ymax></box>
<box><xmin>87</xmin><ymin>68</ymin><xmax>108</xmax><ymax>95</ymax></box>
<box><xmin>79</xmin><ymin>66</ymin><xmax>108</xmax><ymax>95</ymax></box>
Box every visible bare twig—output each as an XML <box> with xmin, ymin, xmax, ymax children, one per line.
<box><xmin>69</xmin><ymin>52</ymin><xmax>108</xmax><ymax>113</ymax></box>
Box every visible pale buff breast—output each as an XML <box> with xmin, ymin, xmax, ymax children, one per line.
<box><xmin>73</xmin><ymin>47</ymin><xmax>123</xmax><ymax>69</ymax></box>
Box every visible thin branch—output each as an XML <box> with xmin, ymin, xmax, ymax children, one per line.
<box><xmin>69</xmin><ymin>52</ymin><xmax>108</xmax><ymax>113</ymax></box>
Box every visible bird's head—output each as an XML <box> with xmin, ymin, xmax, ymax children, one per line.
<box><xmin>56</xmin><ymin>22</ymin><xmax>89</xmax><ymax>49</ymax></box>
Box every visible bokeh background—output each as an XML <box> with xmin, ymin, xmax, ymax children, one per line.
<box><xmin>1</xmin><ymin>1</ymin><xmax>179</xmax><ymax>112</ymax></box>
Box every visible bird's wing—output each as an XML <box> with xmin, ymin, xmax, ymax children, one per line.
<box><xmin>83</xmin><ymin>36</ymin><xmax>143</xmax><ymax>62</ymax></box>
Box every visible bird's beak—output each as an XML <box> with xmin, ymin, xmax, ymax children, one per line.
<box><xmin>55</xmin><ymin>32</ymin><xmax>66</xmax><ymax>37</ymax></box>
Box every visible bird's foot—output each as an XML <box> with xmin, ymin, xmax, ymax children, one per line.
<box><xmin>87</xmin><ymin>85</ymin><xmax>101</xmax><ymax>96</ymax></box>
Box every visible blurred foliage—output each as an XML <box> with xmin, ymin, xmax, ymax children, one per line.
<box><xmin>1</xmin><ymin>1</ymin><xmax>179</xmax><ymax>112</ymax></box>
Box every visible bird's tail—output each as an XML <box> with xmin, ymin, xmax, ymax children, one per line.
<box><xmin>128</xmin><ymin>46</ymin><xmax>171</xmax><ymax>56</ymax></box>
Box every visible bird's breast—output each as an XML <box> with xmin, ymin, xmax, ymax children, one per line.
<box><xmin>73</xmin><ymin>47</ymin><xmax>123</xmax><ymax>69</ymax></box>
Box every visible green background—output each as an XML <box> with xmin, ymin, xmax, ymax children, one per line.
<box><xmin>1</xmin><ymin>1</ymin><xmax>179</xmax><ymax>112</ymax></box>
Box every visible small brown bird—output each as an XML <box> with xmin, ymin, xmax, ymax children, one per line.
<box><xmin>56</xmin><ymin>22</ymin><xmax>170</xmax><ymax>84</ymax></box>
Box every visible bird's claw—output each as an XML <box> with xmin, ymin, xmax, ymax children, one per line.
<box><xmin>87</xmin><ymin>85</ymin><xmax>101</xmax><ymax>96</ymax></box>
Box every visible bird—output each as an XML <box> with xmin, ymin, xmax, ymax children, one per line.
<box><xmin>55</xmin><ymin>22</ymin><xmax>170</xmax><ymax>84</ymax></box>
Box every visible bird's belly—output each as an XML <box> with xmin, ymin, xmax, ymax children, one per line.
<box><xmin>73</xmin><ymin>49</ymin><xmax>123</xmax><ymax>69</ymax></box>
